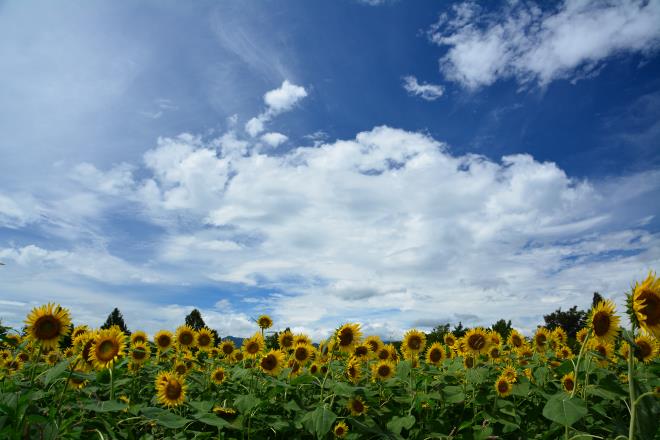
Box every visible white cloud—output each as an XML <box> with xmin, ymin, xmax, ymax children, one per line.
<box><xmin>402</xmin><ymin>75</ymin><xmax>444</xmax><ymax>100</ymax></box>
<box><xmin>244</xmin><ymin>80</ymin><xmax>307</xmax><ymax>137</ymax></box>
<box><xmin>431</xmin><ymin>0</ymin><xmax>660</xmax><ymax>89</ymax></box>
<box><xmin>260</xmin><ymin>132</ymin><xmax>288</xmax><ymax>147</ymax></box>
<box><xmin>245</xmin><ymin>116</ymin><xmax>266</xmax><ymax>137</ymax></box>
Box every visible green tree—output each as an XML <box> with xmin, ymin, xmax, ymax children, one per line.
<box><xmin>425</xmin><ymin>323</ymin><xmax>450</xmax><ymax>344</ymax></box>
<box><xmin>59</xmin><ymin>323</ymin><xmax>75</xmax><ymax>350</ymax></box>
<box><xmin>452</xmin><ymin>322</ymin><xmax>467</xmax><ymax>338</ymax></box>
<box><xmin>592</xmin><ymin>292</ymin><xmax>604</xmax><ymax>308</ymax></box>
<box><xmin>101</xmin><ymin>308</ymin><xmax>131</xmax><ymax>335</ymax></box>
<box><xmin>543</xmin><ymin>305</ymin><xmax>587</xmax><ymax>339</ymax></box>
<box><xmin>185</xmin><ymin>309</ymin><xmax>207</xmax><ymax>331</ymax></box>
<box><xmin>491</xmin><ymin>319</ymin><xmax>513</xmax><ymax>340</ymax></box>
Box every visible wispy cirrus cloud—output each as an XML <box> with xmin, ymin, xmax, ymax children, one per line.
<box><xmin>402</xmin><ymin>75</ymin><xmax>444</xmax><ymax>101</ymax></box>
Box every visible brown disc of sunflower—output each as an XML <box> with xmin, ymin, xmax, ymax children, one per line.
<box><xmin>371</xmin><ymin>359</ymin><xmax>395</xmax><ymax>381</ymax></box>
<box><xmin>130</xmin><ymin>330</ymin><xmax>148</xmax><ymax>346</ymax></box>
<box><xmin>242</xmin><ymin>332</ymin><xmax>265</xmax><ymax>359</ymax></box>
<box><xmin>589</xmin><ymin>299</ymin><xmax>620</xmax><ymax>344</ymax></box>
<box><xmin>175</xmin><ymin>325</ymin><xmax>197</xmax><ymax>351</ymax></box>
<box><xmin>219</xmin><ymin>340</ymin><xmax>235</xmax><ymax>357</ymax></box>
<box><xmin>464</xmin><ymin>328</ymin><xmax>490</xmax><ymax>355</ymax></box>
<box><xmin>364</xmin><ymin>335</ymin><xmax>383</xmax><ymax>354</ymax></box>
<box><xmin>130</xmin><ymin>343</ymin><xmax>150</xmax><ymax>365</ymax></box>
<box><xmin>494</xmin><ymin>375</ymin><xmax>512</xmax><ymax>397</ymax></box>
<box><xmin>533</xmin><ymin>327</ymin><xmax>551</xmax><ymax>352</ymax></box>
<box><xmin>260</xmin><ymin>349</ymin><xmax>285</xmax><ymax>376</ymax></box>
<box><xmin>336</xmin><ymin>323</ymin><xmax>362</xmax><ymax>353</ymax></box>
<box><xmin>561</xmin><ymin>372</ymin><xmax>576</xmax><ymax>393</ymax></box>
<box><xmin>293</xmin><ymin>343</ymin><xmax>314</xmax><ymax>365</ymax></box>
<box><xmin>154</xmin><ymin>330</ymin><xmax>174</xmax><ymax>352</ymax></box>
<box><xmin>507</xmin><ymin>330</ymin><xmax>525</xmax><ymax>349</ymax></box>
<box><xmin>90</xmin><ymin>328</ymin><xmax>126</xmax><ymax>370</ymax></box>
<box><xmin>24</xmin><ymin>303</ymin><xmax>72</xmax><ymax>350</ymax></box>
<box><xmin>345</xmin><ymin>357</ymin><xmax>362</xmax><ymax>384</ymax></box>
<box><xmin>211</xmin><ymin>366</ymin><xmax>228</xmax><ymax>384</ymax></box>
<box><xmin>347</xmin><ymin>396</ymin><xmax>368</xmax><ymax>416</ymax></box>
<box><xmin>333</xmin><ymin>421</ymin><xmax>349</xmax><ymax>438</ymax></box>
<box><xmin>196</xmin><ymin>328</ymin><xmax>215</xmax><ymax>351</ymax></box>
<box><xmin>257</xmin><ymin>315</ymin><xmax>273</xmax><ymax>330</ymax></box>
<box><xmin>402</xmin><ymin>329</ymin><xmax>426</xmax><ymax>355</ymax></box>
<box><xmin>278</xmin><ymin>330</ymin><xmax>294</xmax><ymax>351</ymax></box>
<box><xmin>425</xmin><ymin>342</ymin><xmax>445</xmax><ymax>366</ymax></box>
<box><xmin>155</xmin><ymin>372</ymin><xmax>186</xmax><ymax>407</ymax></box>
<box><xmin>634</xmin><ymin>334</ymin><xmax>659</xmax><ymax>363</ymax></box>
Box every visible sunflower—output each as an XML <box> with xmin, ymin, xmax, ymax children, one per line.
<box><xmin>211</xmin><ymin>366</ymin><xmax>228</xmax><ymax>384</ymax></box>
<box><xmin>260</xmin><ymin>350</ymin><xmax>285</xmax><ymax>376</ymax></box>
<box><xmin>45</xmin><ymin>350</ymin><xmax>60</xmax><ymax>366</ymax></box>
<box><xmin>576</xmin><ymin>328</ymin><xmax>588</xmax><ymax>344</ymax></box>
<box><xmin>24</xmin><ymin>303</ymin><xmax>72</xmax><ymax>349</ymax></box>
<box><xmin>294</xmin><ymin>333</ymin><xmax>312</xmax><ymax>346</ymax></box>
<box><xmin>309</xmin><ymin>362</ymin><xmax>321</xmax><ymax>375</ymax></box>
<box><xmin>76</xmin><ymin>332</ymin><xmax>96</xmax><ymax>370</ymax></box>
<box><xmin>4</xmin><ymin>357</ymin><xmax>23</xmax><ymax>375</ymax></box>
<box><xmin>336</xmin><ymin>323</ymin><xmax>362</xmax><ymax>352</ymax></box>
<box><xmin>376</xmin><ymin>345</ymin><xmax>393</xmax><ymax>361</ymax></box>
<box><xmin>242</xmin><ymin>333</ymin><xmax>265</xmax><ymax>358</ymax></box>
<box><xmin>346</xmin><ymin>357</ymin><xmax>362</xmax><ymax>384</ymax></box>
<box><xmin>0</xmin><ymin>349</ymin><xmax>11</xmax><ymax>365</ymax></box>
<box><xmin>619</xmin><ymin>341</ymin><xmax>630</xmax><ymax>359</ymax></box>
<box><xmin>129</xmin><ymin>343</ymin><xmax>150</xmax><ymax>365</ymax></box>
<box><xmin>488</xmin><ymin>331</ymin><xmax>502</xmax><ymax>347</ymax></box>
<box><xmin>552</xmin><ymin>327</ymin><xmax>567</xmax><ymax>346</ymax></box>
<box><xmin>71</xmin><ymin>325</ymin><xmax>89</xmax><ymax>340</ymax></box>
<box><xmin>293</xmin><ymin>343</ymin><xmax>314</xmax><ymax>365</ymax></box>
<box><xmin>173</xmin><ymin>362</ymin><xmax>188</xmax><ymax>376</ymax></box>
<box><xmin>89</xmin><ymin>328</ymin><xmax>126</xmax><ymax>370</ymax></box>
<box><xmin>556</xmin><ymin>345</ymin><xmax>573</xmax><ymax>360</ymax></box>
<box><xmin>494</xmin><ymin>376</ymin><xmax>512</xmax><ymax>397</ymax></box>
<box><xmin>333</xmin><ymin>421</ymin><xmax>349</xmax><ymax>438</ymax></box>
<box><xmin>372</xmin><ymin>360</ymin><xmax>395</xmax><ymax>381</ymax></box>
<box><xmin>464</xmin><ymin>328</ymin><xmax>489</xmax><ymax>355</ymax></box>
<box><xmin>175</xmin><ymin>325</ymin><xmax>197</xmax><ymax>350</ymax></box>
<box><xmin>17</xmin><ymin>351</ymin><xmax>29</xmax><ymax>363</ymax></box>
<box><xmin>533</xmin><ymin>327</ymin><xmax>551</xmax><ymax>352</ymax></box>
<box><xmin>425</xmin><ymin>342</ymin><xmax>445</xmax><ymax>366</ymax></box>
<box><xmin>288</xmin><ymin>359</ymin><xmax>302</xmax><ymax>377</ymax></box>
<box><xmin>561</xmin><ymin>372</ymin><xmax>576</xmax><ymax>393</ymax></box>
<box><xmin>220</xmin><ymin>340</ymin><xmax>235</xmax><ymax>357</ymax></box>
<box><xmin>68</xmin><ymin>368</ymin><xmax>88</xmax><ymax>390</ymax></box>
<box><xmin>634</xmin><ymin>334</ymin><xmax>659</xmax><ymax>363</ymax></box>
<box><xmin>443</xmin><ymin>333</ymin><xmax>457</xmax><ymax>348</ymax></box>
<box><xmin>155</xmin><ymin>372</ymin><xmax>186</xmax><ymax>407</ymax></box>
<box><xmin>463</xmin><ymin>356</ymin><xmax>475</xmax><ymax>369</ymax></box>
<box><xmin>130</xmin><ymin>331</ymin><xmax>148</xmax><ymax>346</ymax></box>
<box><xmin>4</xmin><ymin>333</ymin><xmax>21</xmax><ymax>348</ymax></box>
<box><xmin>507</xmin><ymin>330</ymin><xmax>525</xmax><ymax>349</ymax></box>
<box><xmin>196</xmin><ymin>328</ymin><xmax>215</xmax><ymax>351</ymax></box>
<box><xmin>364</xmin><ymin>335</ymin><xmax>383</xmax><ymax>354</ymax></box>
<box><xmin>257</xmin><ymin>315</ymin><xmax>273</xmax><ymax>330</ymax></box>
<box><xmin>353</xmin><ymin>344</ymin><xmax>370</xmax><ymax>360</ymax></box>
<box><xmin>347</xmin><ymin>396</ymin><xmax>368</xmax><ymax>416</ymax></box>
<box><xmin>488</xmin><ymin>345</ymin><xmax>501</xmax><ymax>361</ymax></box>
<box><xmin>278</xmin><ymin>330</ymin><xmax>294</xmax><ymax>350</ymax></box>
<box><xmin>154</xmin><ymin>330</ymin><xmax>174</xmax><ymax>352</ymax></box>
<box><xmin>501</xmin><ymin>365</ymin><xmax>517</xmax><ymax>383</ymax></box>
<box><xmin>213</xmin><ymin>406</ymin><xmax>237</xmax><ymax>418</ymax></box>
<box><xmin>402</xmin><ymin>329</ymin><xmax>426</xmax><ymax>355</ymax></box>
<box><xmin>589</xmin><ymin>300</ymin><xmax>620</xmax><ymax>344</ymax></box>
<box><xmin>630</xmin><ymin>271</ymin><xmax>660</xmax><ymax>339</ymax></box>
<box><xmin>232</xmin><ymin>351</ymin><xmax>244</xmax><ymax>363</ymax></box>
<box><xmin>590</xmin><ymin>341</ymin><xmax>614</xmax><ymax>364</ymax></box>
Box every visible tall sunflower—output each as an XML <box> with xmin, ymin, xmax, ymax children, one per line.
<box><xmin>294</xmin><ymin>333</ymin><xmax>312</xmax><ymax>346</ymax></box>
<box><xmin>175</xmin><ymin>325</ymin><xmax>197</xmax><ymax>351</ymax></box>
<box><xmin>155</xmin><ymin>372</ymin><xmax>187</xmax><ymax>407</ymax></box>
<box><xmin>71</xmin><ymin>325</ymin><xmax>89</xmax><ymax>340</ymax></box>
<box><xmin>257</xmin><ymin>315</ymin><xmax>273</xmax><ymax>330</ymax></box>
<box><xmin>154</xmin><ymin>330</ymin><xmax>174</xmax><ymax>352</ymax></box>
<box><xmin>552</xmin><ymin>327</ymin><xmax>567</xmax><ymax>346</ymax></box>
<box><xmin>425</xmin><ymin>342</ymin><xmax>445</xmax><ymax>366</ymax></box>
<box><xmin>576</xmin><ymin>328</ymin><xmax>588</xmax><ymax>344</ymax></box>
<box><xmin>260</xmin><ymin>350</ymin><xmax>285</xmax><ymax>376</ymax></box>
<box><xmin>629</xmin><ymin>271</ymin><xmax>660</xmax><ymax>339</ymax></box>
<box><xmin>402</xmin><ymin>329</ymin><xmax>426</xmax><ymax>355</ymax></box>
<box><xmin>242</xmin><ymin>332</ymin><xmax>265</xmax><ymax>359</ymax></box>
<box><xmin>589</xmin><ymin>300</ymin><xmax>620</xmax><ymax>343</ymax></box>
<box><xmin>634</xmin><ymin>334</ymin><xmax>659</xmax><ymax>363</ymax></box>
<box><xmin>336</xmin><ymin>323</ymin><xmax>362</xmax><ymax>353</ymax></box>
<box><xmin>352</xmin><ymin>344</ymin><xmax>370</xmax><ymax>360</ymax></box>
<box><xmin>501</xmin><ymin>365</ymin><xmax>517</xmax><ymax>383</ymax></box>
<box><xmin>371</xmin><ymin>359</ymin><xmax>395</xmax><ymax>381</ymax></box>
<box><xmin>89</xmin><ymin>328</ymin><xmax>126</xmax><ymax>370</ymax></box>
<box><xmin>464</xmin><ymin>328</ymin><xmax>490</xmax><ymax>355</ymax></box>
<box><xmin>196</xmin><ymin>328</ymin><xmax>215</xmax><ymax>351</ymax></box>
<box><xmin>24</xmin><ymin>303</ymin><xmax>72</xmax><ymax>349</ymax></box>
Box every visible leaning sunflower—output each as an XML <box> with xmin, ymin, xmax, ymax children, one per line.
<box><xmin>425</xmin><ymin>342</ymin><xmax>445</xmax><ymax>366</ymax></box>
<box><xmin>155</xmin><ymin>372</ymin><xmax>187</xmax><ymax>407</ymax></box>
<box><xmin>259</xmin><ymin>350</ymin><xmax>285</xmax><ymax>376</ymax></box>
<box><xmin>494</xmin><ymin>375</ymin><xmax>512</xmax><ymax>397</ymax></box>
<box><xmin>634</xmin><ymin>334</ymin><xmax>659</xmax><ymax>363</ymax></box>
<box><xmin>629</xmin><ymin>271</ymin><xmax>660</xmax><ymax>339</ymax></box>
<box><xmin>89</xmin><ymin>327</ymin><xmax>126</xmax><ymax>370</ymax></box>
<box><xmin>371</xmin><ymin>359</ymin><xmax>395</xmax><ymax>381</ymax></box>
<box><xmin>347</xmin><ymin>396</ymin><xmax>368</xmax><ymax>416</ymax></box>
<box><xmin>196</xmin><ymin>328</ymin><xmax>215</xmax><ymax>351</ymax></box>
<box><xmin>402</xmin><ymin>329</ymin><xmax>426</xmax><ymax>355</ymax></box>
<box><xmin>589</xmin><ymin>299</ymin><xmax>620</xmax><ymax>344</ymax></box>
<box><xmin>336</xmin><ymin>323</ymin><xmax>362</xmax><ymax>352</ymax></box>
<box><xmin>175</xmin><ymin>325</ymin><xmax>197</xmax><ymax>351</ymax></box>
<box><xmin>24</xmin><ymin>303</ymin><xmax>72</xmax><ymax>349</ymax></box>
<box><xmin>464</xmin><ymin>328</ymin><xmax>490</xmax><ymax>355</ymax></box>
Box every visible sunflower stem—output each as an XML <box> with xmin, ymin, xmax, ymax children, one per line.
<box><xmin>571</xmin><ymin>328</ymin><xmax>591</xmax><ymax>398</ymax></box>
<box><xmin>29</xmin><ymin>342</ymin><xmax>44</xmax><ymax>386</ymax></box>
<box><xmin>627</xmin><ymin>328</ymin><xmax>637</xmax><ymax>440</ymax></box>
<box><xmin>109</xmin><ymin>364</ymin><xmax>115</xmax><ymax>400</ymax></box>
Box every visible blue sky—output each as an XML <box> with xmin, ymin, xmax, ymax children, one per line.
<box><xmin>1</xmin><ymin>0</ymin><xmax>659</xmax><ymax>339</ymax></box>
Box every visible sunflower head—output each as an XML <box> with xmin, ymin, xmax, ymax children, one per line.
<box><xmin>464</xmin><ymin>328</ymin><xmax>490</xmax><ymax>354</ymax></box>
<box><xmin>67</xmin><ymin>368</ymin><xmax>88</xmax><ymax>389</ymax></box>
<box><xmin>507</xmin><ymin>330</ymin><xmax>524</xmax><ymax>349</ymax></box>
<box><xmin>211</xmin><ymin>366</ymin><xmax>228</xmax><ymax>384</ymax></box>
<box><xmin>309</xmin><ymin>362</ymin><xmax>320</xmax><ymax>375</ymax></box>
<box><xmin>347</xmin><ymin>396</ymin><xmax>368</xmax><ymax>416</ymax></box>
<box><xmin>576</xmin><ymin>328</ymin><xmax>588</xmax><ymax>344</ymax></box>
<box><xmin>175</xmin><ymin>325</ymin><xmax>197</xmax><ymax>350</ymax></box>
<box><xmin>629</xmin><ymin>271</ymin><xmax>660</xmax><ymax>339</ymax></box>
<box><xmin>24</xmin><ymin>303</ymin><xmax>72</xmax><ymax>349</ymax></box>
<box><xmin>346</xmin><ymin>357</ymin><xmax>362</xmax><ymax>384</ymax></box>
<box><xmin>71</xmin><ymin>325</ymin><xmax>89</xmax><ymax>340</ymax></box>
<box><xmin>353</xmin><ymin>344</ymin><xmax>370</xmax><ymax>359</ymax></box>
<box><xmin>533</xmin><ymin>327</ymin><xmax>551</xmax><ymax>352</ymax></box>
<box><xmin>90</xmin><ymin>328</ymin><xmax>126</xmax><ymax>370</ymax></box>
<box><xmin>4</xmin><ymin>333</ymin><xmax>21</xmax><ymax>348</ymax></box>
<box><xmin>561</xmin><ymin>372</ymin><xmax>576</xmax><ymax>393</ymax></box>
<box><xmin>443</xmin><ymin>333</ymin><xmax>457</xmax><ymax>348</ymax></box>
<box><xmin>402</xmin><ymin>329</ymin><xmax>426</xmax><ymax>354</ymax></box>
<box><xmin>501</xmin><ymin>365</ymin><xmax>517</xmax><ymax>382</ymax></box>
<box><xmin>488</xmin><ymin>331</ymin><xmax>502</xmax><ymax>347</ymax></box>
<box><xmin>552</xmin><ymin>327</ymin><xmax>567</xmax><ymax>345</ymax></box>
<box><xmin>293</xmin><ymin>333</ymin><xmax>312</xmax><ymax>346</ymax></box>
<box><xmin>130</xmin><ymin>331</ymin><xmax>148</xmax><ymax>346</ymax></box>
<box><xmin>488</xmin><ymin>345</ymin><xmax>501</xmax><ymax>361</ymax></box>
<box><xmin>589</xmin><ymin>299</ymin><xmax>620</xmax><ymax>343</ymax></box>
<box><xmin>196</xmin><ymin>328</ymin><xmax>215</xmax><ymax>351</ymax></box>
<box><xmin>173</xmin><ymin>362</ymin><xmax>188</xmax><ymax>376</ymax></box>
<box><xmin>494</xmin><ymin>375</ymin><xmax>512</xmax><ymax>397</ymax></box>
<box><xmin>260</xmin><ymin>350</ymin><xmax>285</xmax><ymax>376</ymax></box>
<box><xmin>155</xmin><ymin>372</ymin><xmax>187</xmax><ymax>407</ymax></box>
<box><xmin>45</xmin><ymin>351</ymin><xmax>60</xmax><ymax>366</ymax></box>
<box><xmin>293</xmin><ymin>343</ymin><xmax>314</xmax><ymax>365</ymax></box>
<box><xmin>220</xmin><ymin>340</ymin><xmax>235</xmax><ymax>357</ymax></box>
<box><xmin>425</xmin><ymin>342</ymin><xmax>445</xmax><ymax>366</ymax></box>
<box><xmin>278</xmin><ymin>331</ymin><xmax>294</xmax><ymax>350</ymax></box>
<box><xmin>463</xmin><ymin>356</ymin><xmax>475</xmax><ymax>369</ymax></box>
<box><xmin>333</xmin><ymin>421</ymin><xmax>349</xmax><ymax>438</ymax></box>
<box><xmin>336</xmin><ymin>323</ymin><xmax>362</xmax><ymax>352</ymax></box>
<box><xmin>154</xmin><ymin>330</ymin><xmax>174</xmax><ymax>352</ymax></box>
<box><xmin>242</xmin><ymin>332</ymin><xmax>265</xmax><ymax>358</ymax></box>
<box><xmin>372</xmin><ymin>359</ymin><xmax>395</xmax><ymax>381</ymax></box>
<box><xmin>364</xmin><ymin>335</ymin><xmax>383</xmax><ymax>353</ymax></box>
<box><xmin>257</xmin><ymin>315</ymin><xmax>273</xmax><ymax>330</ymax></box>
<box><xmin>130</xmin><ymin>343</ymin><xmax>150</xmax><ymax>364</ymax></box>
<box><xmin>634</xmin><ymin>334</ymin><xmax>659</xmax><ymax>363</ymax></box>
<box><xmin>590</xmin><ymin>340</ymin><xmax>614</xmax><ymax>365</ymax></box>
<box><xmin>213</xmin><ymin>406</ymin><xmax>237</xmax><ymax>419</ymax></box>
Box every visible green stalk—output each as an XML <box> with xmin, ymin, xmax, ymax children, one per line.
<box><xmin>627</xmin><ymin>331</ymin><xmax>636</xmax><ymax>440</ymax></box>
<box><xmin>109</xmin><ymin>364</ymin><xmax>115</xmax><ymax>400</ymax></box>
<box><xmin>571</xmin><ymin>329</ymin><xmax>591</xmax><ymax>398</ymax></box>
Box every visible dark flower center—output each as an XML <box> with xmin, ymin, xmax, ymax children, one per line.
<box><xmin>165</xmin><ymin>380</ymin><xmax>182</xmax><ymax>400</ymax></box>
<box><xmin>639</xmin><ymin>290</ymin><xmax>660</xmax><ymax>326</ymax></box>
<box><xmin>34</xmin><ymin>316</ymin><xmax>61</xmax><ymax>340</ymax></box>
<box><xmin>592</xmin><ymin>311</ymin><xmax>611</xmax><ymax>337</ymax></box>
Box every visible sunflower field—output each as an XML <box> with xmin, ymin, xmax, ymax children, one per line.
<box><xmin>1</xmin><ymin>274</ymin><xmax>660</xmax><ymax>439</ymax></box>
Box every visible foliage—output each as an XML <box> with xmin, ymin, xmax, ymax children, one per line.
<box><xmin>491</xmin><ymin>319</ymin><xmax>513</xmax><ymax>340</ymax></box>
<box><xmin>543</xmin><ymin>305</ymin><xmax>587</xmax><ymax>338</ymax></box>
<box><xmin>101</xmin><ymin>308</ymin><xmax>131</xmax><ymax>335</ymax></box>
<box><xmin>185</xmin><ymin>309</ymin><xmax>207</xmax><ymax>331</ymax></box>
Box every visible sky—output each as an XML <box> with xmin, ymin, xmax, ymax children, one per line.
<box><xmin>1</xmin><ymin>0</ymin><xmax>659</xmax><ymax>340</ymax></box>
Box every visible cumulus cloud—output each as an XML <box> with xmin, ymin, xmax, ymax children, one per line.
<box><xmin>430</xmin><ymin>0</ymin><xmax>660</xmax><ymax>89</ymax></box>
<box><xmin>244</xmin><ymin>80</ymin><xmax>307</xmax><ymax>137</ymax></box>
<box><xmin>260</xmin><ymin>132</ymin><xmax>288</xmax><ymax>147</ymax></box>
<box><xmin>402</xmin><ymin>75</ymin><xmax>444</xmax><ymax>100</ymax></box>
